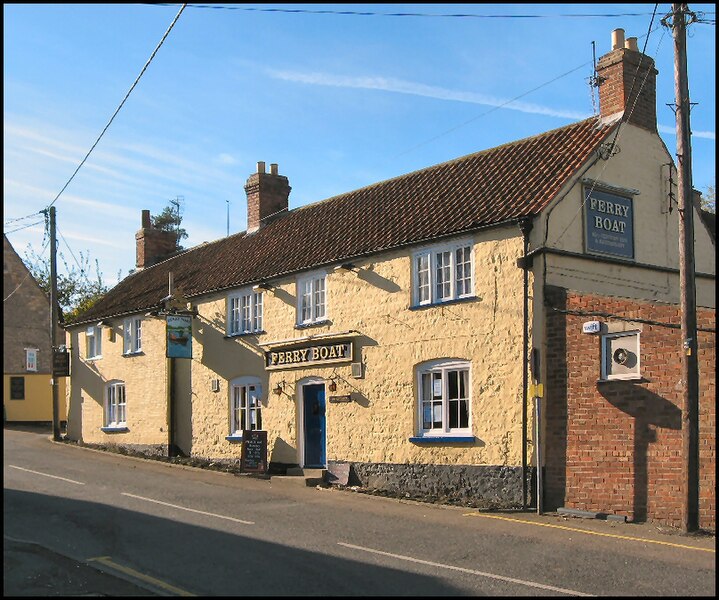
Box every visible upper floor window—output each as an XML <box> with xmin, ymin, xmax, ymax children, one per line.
<box><xmin>412</xmin><ymin>241</ymin><xmax>474</xmax><ymax>306</ymax></box>
<box><xmin>86</xmin><ymin>325</ymin><xmax>102</xmax><ymax>359</ymax></box>
<box><xmin>123</xmin><ymin>317</ymin><xmax>142</xmax><ymax>354</ymax></box>
<box><xmin>227</xmin><ymin>289</ymin><xmax>263</xmax><ymax>335</ymax></box>
<box><xmin>297</xmin><ymin>272</ymin><xmax>327</xmax><ymax>326</ymax></box>
<box><xmin>25</xmin><ymin>348</ymin><xmax>38</xmax><ymax>372</ymax></box>
<box><xmin>229</xmin><ymin>377</ymin><xmax>262</xmax><ymax>436</ymax></box>
<box><xmin>105</xmin><ymin>381</ymin><xmax>127</xmax><ymax>428</ymax></box>
<box><xmin>417</xmin><ymin>360</ymin><xmax>471</xmax><ymax>437</ymax></box>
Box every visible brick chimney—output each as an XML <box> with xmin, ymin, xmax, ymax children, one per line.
<box><xmin>135</xmin><ymin>209</ymin><xmax>178</xmax><ymax>270</ymax></box>
<box><xmin>244</xmin><ymin>161</ymin><xmax>291</xmax><ymax>234</ymax></box>
<box><xmin>596</xmin><ymin>28</ymin><xmax>658</xmax><ymax>132</ymax></box>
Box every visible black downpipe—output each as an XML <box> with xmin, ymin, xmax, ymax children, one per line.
<box><xmin>518</xmin><ymin>217</ymin><xmax>534</xmax><ymax>510</ymax></box>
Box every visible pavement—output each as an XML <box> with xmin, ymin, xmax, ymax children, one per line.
<box><xmin>3</xmin><ymin>536</ymin><xmax>153</xmax><ymax>597</ymax></box>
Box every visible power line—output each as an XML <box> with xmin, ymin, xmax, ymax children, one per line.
<box><xmin>3</xmin><ymin>219</ymin><xmax>46</xmax><ymax>235</ymax></box>
<box><xmin>45</xmin><ymin>3</ymin><xmax>187</xmax><ymax>211</ymax></box>
<box><xmin>149</xmin><ymin>4</ymin><xmax>689</xmax><ymax>20</ymax></box>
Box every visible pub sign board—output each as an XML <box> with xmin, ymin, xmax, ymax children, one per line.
<box><xmin>52</xmin><ymin>349</ymin><xmax>70</xmax><ymax>377</ymax></box>
<box><xmin>166</xmin><ymin>315</ymin><xmax>193</xmax><ymax>359</ymax></box>
<box><xmin>584</xmin><ymin>187</ymin><xmax>634</xmax><ymax>259</ymax></box>
<box><xmin>240</xmin><ymin>430</ymin><xmax>268</xmax><ymax>474</ymax></box>
<box><xmin>265</xmin><ymin>341</ymin><xmax>353</xmax><ymax>370</ymax></box>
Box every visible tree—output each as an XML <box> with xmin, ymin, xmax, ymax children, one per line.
<box><xmin>152</xmin><ymin>197</ymin><xmax>188</xmax><ymax>251</ymax></box>
<box><xmin>23</xmin><ymin>245</ymin><xmax>114</xmax><ymax>323</ymax></box>
<box><xmin>701</xmin><ymin>182</ymin><xmax>715</xmax><ymax>213</ymax></box>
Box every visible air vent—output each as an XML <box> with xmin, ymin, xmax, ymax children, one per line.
<box><xmin>602</xmin><ymin>331</ymin><xmax>640</xmax><ymax>380</ymax></box>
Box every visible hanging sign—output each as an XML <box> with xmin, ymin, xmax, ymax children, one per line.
<box><xmin>52</xmin><ymin>349</ymin><xmax>70</xmax><ymax>377</ymax></box>
<box><xmin>166</xmin><ymin>314</ymin><xmax>193</xmax><ymax>358</ymax></box>
<box><xmin>584</xmin><ymin>187</ymin><xmax>634</xmax><ymax>259</ymax></box>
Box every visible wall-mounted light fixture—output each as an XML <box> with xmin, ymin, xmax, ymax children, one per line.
<box><xmin>328</xmin><ymin>379</ymin><xmax>337</xmax><ymax>392</ymax></box>
<box><xmin>96</xmin><ymin>321</ymin><xmax>106</xmax><ymax>328</ymax></box>
<box><xmin>334</xmin><ymin>262</ymin><xmax>358</xmax><ymax>273</ymax></box>
<box><xmin>273</xmin><ymin>380</ymin><xmax>286</xmax><ymax>396</ymax></box>
<box><xmin>253</xmin><ymin>282</ymin><xmax>274</xmax><ymax>292</ymax></box>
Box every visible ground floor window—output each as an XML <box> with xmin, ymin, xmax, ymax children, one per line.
<box><xmin>105</xmin><ymin>381</ymin><xmax>127</xmax><ymax>428</ymax></box>
<box><xmin>10</xmin><ymin>376</ymin><xmax>25</xmax><ymax>400</ymax></box>
<box><xmin>230</xmin><ymin>377</ymin><xmax>262</xmax><ymax>436</ymax></box>
<box><xmin>417</xmin><ymin>360</ymin><xmax>471</xmax><ymax>436</ymax></box>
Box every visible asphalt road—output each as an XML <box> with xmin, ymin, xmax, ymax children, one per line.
<box><xmin>3</xmin><ymin>425</ymin><xmax>716</xmax><ymax>596</ymax></box>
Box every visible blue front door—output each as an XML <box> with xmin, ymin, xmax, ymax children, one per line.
<box><xmin>303</xmin><ymin>384</ymin><xmax>326</xmax><ymax>468</ymax></box>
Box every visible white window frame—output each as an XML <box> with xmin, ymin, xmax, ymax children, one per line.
<box><xmin>227</xmin><ymin>289</ymin><xmax>264</xmax><ymax>336</ymax></box>
<box><xmin>416</xmin><ymin>359</ymin><xmax>472</xmax><ymax>437</ymax></box>
<box><xmin>412</xmin><ymin>239</ymin><xmax>474</xmax><ymax>306</ymax></box>
<box><xmin>85</xmin><ymin>325</ymin><xmax>102</xmax><ymax>359</ymax></box>
<box><xmin>296</xmin><ymin>272</ymin><xmax>328</xmax><ymax>326</ymax></box>
<box><xmin>229</xmin><ymin>377</ymin><xmax>263</xmax><ymax>437</ymax></box>
<box><xmin>601</xmin><ymin>330</ymin><xmax>641</xmax><ymax>381</ymax></box>
<box><xmin>25</xmin><ymin>348</ymin><xmax>38</xmax><ymax>372</ymax></box>
<box><xmin>123</xmin><ymin>317</ymin><xmax>142</xmax><ymax>354</ymax></box>
<box><xmin>105</xmin><ymin>381</ymin><xmax>127</xmax><ymax>428</ymax></box>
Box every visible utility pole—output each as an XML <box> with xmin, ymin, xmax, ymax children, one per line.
<box><xmin>670</xmin><ymin>3</ymin><xmax>700</xmax><ymax>533</ymax></box>
<box><xmin>49</xmin><ymin>206</ymin><xmax>61</xmax><ymax>441</ymax></box>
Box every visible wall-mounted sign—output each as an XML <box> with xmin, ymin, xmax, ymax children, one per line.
<box><xmin>584</xmin><ymin>187</ymin><xmax>634</xmax><ymax>259</ymax></box>
<box><xmin>265</xmin><ymin>341</ymin><xmax>353</xmax><ymax>370</ymax></box>
<box><xmin>329</xmin><ymin>395</ymin><xmax>352</xmax><ymax>403</ymax></box>
<box><xmin>166</xmin><ymin>314</ymin><xmax>193</xmax><ymax>358</ymax></box>
<box><xmin>52</xmin><ymin>349</ymin><xmax>70</xmax><ymax>377</ymax></box>
<box><xmin>582</xmin><ymin>321</ymin><xmax>602</xmax><ymax>334</ymax></box>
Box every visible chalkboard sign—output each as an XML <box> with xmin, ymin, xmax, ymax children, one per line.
<box><xmin>240</xmin><ymin>430</ymin><xmax>268</xmax><ymax>474</ymax></box>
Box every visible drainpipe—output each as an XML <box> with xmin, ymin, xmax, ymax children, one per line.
<box><xmin>518</xmin><ymin>217</ymin><xmax>534</xmax><ymax>510</ymax></box>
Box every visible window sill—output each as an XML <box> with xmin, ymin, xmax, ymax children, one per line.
<box><xmin>85</xmin><ymin>356</ymin><xmax>103</xmax><ymax>361</ymax></box>
<box><xmin>122</xmin><ymin>351</ymin><xmax>144</xmax><ymax>358</ymax></box>
<box><xmin>225</xmin><ymin>435</ymin><xmax>243</xmax><ymax>443</ymax></box>
<box><xmin>294</xmin><ymin>319</ymin><xmax>332</xmax><ymax>330</ymax></box>
<box><xmin>101</xmin><ymin>426</ymin><xmax>129</xmax><ymax>433</ymax></box>
<box><xmin>409</xmin><ymin>296</ymin><xmax>479</xmax><ymax>311</ymax></box>
<box><xmin>409</xmin><ymin>435</ymin><xmax>475</xmax><ymax>444</ymax></box>
<box><xmin>224</xmin><ymin>331</ymin><xmax>265</xmax><ymax>339</ymax></box>
<box><xmin>597</xmin><ymin>376</ymin><xmax>647</xmax><ymax>384</ymax></box>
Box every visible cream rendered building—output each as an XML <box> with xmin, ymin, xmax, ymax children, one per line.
<box><xmin>64</xmin><ymin>30</ymin><xmax>715</xmax><ymax>528</ymax></box>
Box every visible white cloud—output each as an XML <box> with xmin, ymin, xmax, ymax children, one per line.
<box><xmin>267</xmin><ymin>69</ymin><xmax>590</xmax><ymax>121</ymax></box>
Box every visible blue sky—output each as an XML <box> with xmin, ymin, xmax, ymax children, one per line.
<box><xmin>4</xmin><ymin>4</ymin><xmax>716</xmax><ymax>287</ymax></box>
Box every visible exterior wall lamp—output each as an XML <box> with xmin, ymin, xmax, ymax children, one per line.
<box><xmin>273</xmin><ymin>380</ymin><xmax>286</xmax><ymax>396</ymax></box>
<box><xmin>334</xmin><ymin>263</ymin><xmax>358</xmax><ymax>273</ymax></box>
<box><xmin>328</xmin><ymin>379</ymin><xmax>337</xmax><ymax>392</ymax></box>
<box><xmin>253</xmin><ymin>282</ymin><xmax>274</xmax><ymax>291</ymax></box>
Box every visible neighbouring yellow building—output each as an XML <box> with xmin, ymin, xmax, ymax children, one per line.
<box><xmin>4</xmin><ymin>234</ymin><xmax>66</xmax><ymax>424</ymax></box>
<box><xmin>64</xmin><ymin>30</ymin><xmax>715</xmax><ymax>529</ymax></box>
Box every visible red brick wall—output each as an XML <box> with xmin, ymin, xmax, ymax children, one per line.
<box><xmin>544</xmin><ymin>287</ymin><xmax>715</xmax><ymax>530</ymax></box>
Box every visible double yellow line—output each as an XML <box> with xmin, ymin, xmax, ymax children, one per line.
<box><xmin>88</xmin><ymin>556</ymin><xmax>195</xmax><ymax>596</ymax></box>
<box><xmin>463</xmin><ymin>513</ymin><xmax>715</xmax><ymax>553</ymax></box>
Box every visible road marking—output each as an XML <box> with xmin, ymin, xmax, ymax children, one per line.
<box><xmin>121</xmin><ymin>492</ymin><xmax>255</xmax><ymax>525</ymax></box>
<box><xmin>462</xmin><ymin>513</ymin><xmax>716</xmax><ymax>554</ymax></box>
<box><xmin>8</xmin><ymin>465</ymin><xmax>85</xmax><ymax>485</ymax></box>
<box><xmin>88</xmin><ymin>556</ymin><xmax>195</xmax><ymax>596</ymax></box>
<box><xmin>337</xmin><ymin>542</ymin><xmax>593</xmax><ymax>596</ymax></box>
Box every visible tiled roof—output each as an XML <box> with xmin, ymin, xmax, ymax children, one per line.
<box><xmin>68</xmin><ymin>117</ymin><xmax>615</xmax><ymax>326</ymax></box>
